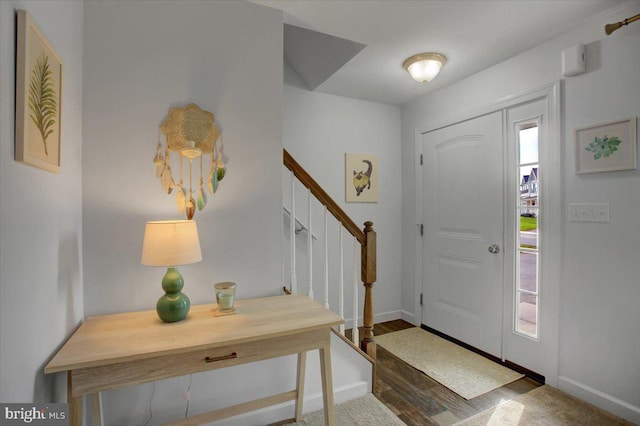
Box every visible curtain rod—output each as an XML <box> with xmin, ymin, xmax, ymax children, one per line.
<box><xmin>605</xmin><ymin>13</ymin><xmax>640</xmax><ymax>35</ymax></box>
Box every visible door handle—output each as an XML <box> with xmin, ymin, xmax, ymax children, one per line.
<box><xmin>488</xmin><ymin>244</ymin><xmax>500</xmax><ymax>254</ymax></box>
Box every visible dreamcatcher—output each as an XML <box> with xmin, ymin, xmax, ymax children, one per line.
<box><xmin>153</xmin><ymin>103</ymin><xmax>226</xmax><ymax>219</ymax></box>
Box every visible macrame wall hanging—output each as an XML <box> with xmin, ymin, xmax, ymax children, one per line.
<box><xmin>154</xmin><ymin>103</ymin><xmax>226</xmax><ymax>220</ymax></box>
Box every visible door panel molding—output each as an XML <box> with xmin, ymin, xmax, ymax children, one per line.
<box><xmin>435</xmin><ymin>230</ymin><xmax>483</xmax><ymax>240</ymax></box>
<box><xmin>434</xmin><ymin>302</ymin><xmax>482</xmax><ymax>322</ymax></box>
<box><xmin>436</xmin><ymin>255</ymin><xmax>483</xmax><ymax>320</ymax></box>
<box><xmin>434</xmin><ymin>134</ymin><xmax>484</xmax><ymax>149</ymax></box>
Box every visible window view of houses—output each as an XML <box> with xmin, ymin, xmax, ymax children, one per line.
<box><xmin>517</xmin><ymin>126</ymin><xmax>539</xmax><ymax>336</ymax></box>
<box><xmin>520</xmin><ymin>167</ymin><xmax>538</xmax><ymax>218</ymax></box>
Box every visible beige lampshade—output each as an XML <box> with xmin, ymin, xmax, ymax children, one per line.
<box><xmin>141</xmin><ymin>220</ymin><xmax>203</xmax><ymax>266</ymax></box>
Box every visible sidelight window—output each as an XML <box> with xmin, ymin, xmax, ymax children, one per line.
<box><xmin>516</xmin><ymin>124</ymin><xmax>539</xmax><ymax>337</ymax></box>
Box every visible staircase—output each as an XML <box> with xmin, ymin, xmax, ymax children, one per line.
<box><xmin>282</xmin><ymin>149</ymin><xmax>377</xmax><ymax>362</ymax></box>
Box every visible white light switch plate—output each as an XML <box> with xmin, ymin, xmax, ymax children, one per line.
<box><xmin>568</xmin><ymin>203</ymin><xmax>610</xmax><ymax>223</ymax></box>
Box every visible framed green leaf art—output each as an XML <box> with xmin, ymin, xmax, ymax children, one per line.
<box><xmin>575</xmin><ymin>118</ymin><xmax>636</xmax><ymax>174</ymax></box>
<box><xmin>15</xmin><ymin>10</ymin><xmax>63</xmax><ymax>173</ymax></box>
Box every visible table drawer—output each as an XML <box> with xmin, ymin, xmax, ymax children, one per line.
<box><xmin>72</xmin><ymin>328</ymin><xmax>328</xmax><ymax>395</ymax></box>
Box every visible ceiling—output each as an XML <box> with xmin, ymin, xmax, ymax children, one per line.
<box><xmin>252</xmin><ymin>0</ymin><xmax>626</xmax><ymax>106</ymax></box>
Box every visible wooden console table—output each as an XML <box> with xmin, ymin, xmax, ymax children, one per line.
<box><xmin>46</xmin><ymin>295</ymin><xmax>343</xmax><ymax>425</ymax></box>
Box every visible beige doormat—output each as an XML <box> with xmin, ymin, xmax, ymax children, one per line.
<box><xmin>284</xmin><ymin>393</ymin><xmax>406</xmax><ymax>426</ymax></box>
<box><xmin>376</xmin><ymin>327</ymin><xmax>523</xmax><ymax>400</ymax></box>
<box><xmin>454</xmin><ymin>385</ymin><xmax>634</xmax><ymax>425</ymax></box>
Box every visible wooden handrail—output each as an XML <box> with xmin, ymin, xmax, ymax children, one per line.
<box><xmin>283</xmin><ymin>149</ymin><xmax>376</xmax><ymax>361</ymax></box>
<box><xmin>284</xmin><ymin>149</ymin><xmax>366</xmax><ymax>244</ymax></box>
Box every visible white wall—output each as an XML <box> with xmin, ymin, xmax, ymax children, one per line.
<box><xmin>283</xmin><ymin>77</ymin><xmax>403</xmax><ymax>325</ymax></box>
<box><xmin>82</xmin><ymin>2</ymin><xmax>371</xmax><ymax>424</ymax></box>
<box><xmin>82</xmin><ymin>0</ymin><xmax>284</xmax><ymax>317</ymax></box>
<box><xmin>401</xmin><ymin>1</ymin><xmax>640</xmax><ymax>422</ymax></box>
<box><xmin>0</xmin><ymin>0</ymin><xmax>84</xmax><ymax>403</ymax></box>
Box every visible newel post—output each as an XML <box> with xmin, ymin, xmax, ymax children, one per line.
<box><xmin>360</xmin><ymin>221</ymin><xmax>376</xmax><ymax>359</ymax></box>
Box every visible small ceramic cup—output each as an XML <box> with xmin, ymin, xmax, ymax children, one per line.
<box><xmin>214</xmin><ymin>282</ymin><xmax>236</xmax><ymax>312</ymax></box>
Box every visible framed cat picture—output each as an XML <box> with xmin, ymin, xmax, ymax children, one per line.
<box><xmin>345</xmin><ymin>153</ymin><xmax>378</xmax><ymax>203</ymax></box>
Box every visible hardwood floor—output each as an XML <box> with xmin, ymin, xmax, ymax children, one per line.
<box><xmin>371</xmin><ymin>320</ymin><xmax>542</xmax><ymax>425</ymax></box>
<box><xmin>271</xmin><ymin>319</ymin><xmax>541</xmax><ymax>425</ymax></box>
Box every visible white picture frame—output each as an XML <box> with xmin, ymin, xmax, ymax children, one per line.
<box><xmin>575</xmin><ymin>118</ymin><xmax>636</xmax><ymax>174</ymax></box>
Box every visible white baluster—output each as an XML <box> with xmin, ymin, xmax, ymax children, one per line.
<box><xmin>290</xmin><ymin>171</ymin><xmax>297</xmax><ymax>293</ymax></box>
<box><xmin>352</xmin><ymin>238</ymin><xmax>359</xmax><ymax>345</ymax></box>
<box><xmin>323</xmin><ymin>206</ymin><xmax>329</xmax><ymax>310</ymax></box>
<box><xmin>282</xmin><ymin>212</ymin><xmax>286</xmax><ymax>291</ymax></box>
<box><xmin>307</xmin><ymin>189</ymin><xmax>314</xmax><ymax>300</ymax></box>
<box><xmin>282</xmin><ymin>167</ymin><xmax>286</xmax><ymax>292</ymax></box>
<box><xmin>338</xmin><ymin>226</ymin><xmax>345</xmax><ymax>335</ymax></box>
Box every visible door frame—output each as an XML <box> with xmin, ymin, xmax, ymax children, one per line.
<box><xmin>414</xmin><ymin>81</ymin><xmax>561</xmax><ymax>385</ymax></box>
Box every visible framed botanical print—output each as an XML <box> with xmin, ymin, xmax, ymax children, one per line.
<box><xmin>575</xmin><ymin>118</ymin><xmax>636</xmax><ymax>174</ymax></box>
<box><xmin>15</xmin><ymin>10</ymin><xmax>63</xmax><ymax>173</ymax></box>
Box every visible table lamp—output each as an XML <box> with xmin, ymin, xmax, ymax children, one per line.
<box><xmin>141</xmin><ymin>220</ymin><xmax>202</xmax><ymax>322</ymax></box>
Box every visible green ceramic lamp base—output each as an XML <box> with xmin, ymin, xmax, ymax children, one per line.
<box><xmin>157</xmin><ymin>267</ymin><xmax>190</xmax><ymax>323</ymax></box>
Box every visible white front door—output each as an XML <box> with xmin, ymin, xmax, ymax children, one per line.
<box><xmin>421</xmin><ymin>111</ymin><xmax>504</xmax><ymax>357</ymax></box>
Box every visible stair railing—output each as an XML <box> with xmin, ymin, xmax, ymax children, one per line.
<box><xmin>283</xmin><ymin>149</ymin><xmax>376</xmax><ymax>359</ymax></box>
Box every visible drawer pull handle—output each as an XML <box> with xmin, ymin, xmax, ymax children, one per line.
<box><xmin>205</xmin><ymin>352</ymin><xmax>237</xmax><ymax>363</ymax></box>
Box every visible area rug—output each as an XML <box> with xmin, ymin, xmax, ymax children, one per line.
<box><xmin>284</xmin><ymin>393</ymin><xmax>406</xmax><ymax>426</ymax></box>
<box><xmin>454</xmin><ymin>385</ymin><xmax>634</xmax><ymax>425</ymax></box>
<box><xmin>376</xmin><ymin>327</ymin><xmax>523</xmax><ymax>399</ymax></box>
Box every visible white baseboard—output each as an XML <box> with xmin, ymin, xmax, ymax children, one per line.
<box><xmin>209</xmin><ymin>381</ymin><xmax>370</xmax><ymax>426</ymax></box>
<box><xmin>374</xmin><ymin>309</ymin><xmax>402</xmax><ymax>324</ymax></box>
<box><xmin>345</xmin><ymin>310</ymin><xmax>402</xmax><ymax>328</ymax></box>
<box><xmin>400</xmin><ymin>310</ymin><xmax>416</xmax><ymax>325</ymax></box>
<box><xmin>557</xmin><ymin>375</ymin><xmax>640</xmax><ymax>424</ymax></box>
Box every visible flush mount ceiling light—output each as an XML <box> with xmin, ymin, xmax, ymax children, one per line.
<box><xmin>403</xmin><ymin>52</ymin><xmax>447</xmax><ymax>83</ymax></box>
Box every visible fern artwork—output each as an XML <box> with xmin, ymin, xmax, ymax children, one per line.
<box><xmin>28</xmin><ymin>52</ymin><xmax>58</xmax><ymax>157</ymax></box>
<box><xmin>584</xmin><ymin>134</ymin><xmax>622</xmax><ymax>160</ymax></box>
<box><xmin>16</xmin><ymin>10</ymin><xmax>62</xmax><ymax>172</ymax></box>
